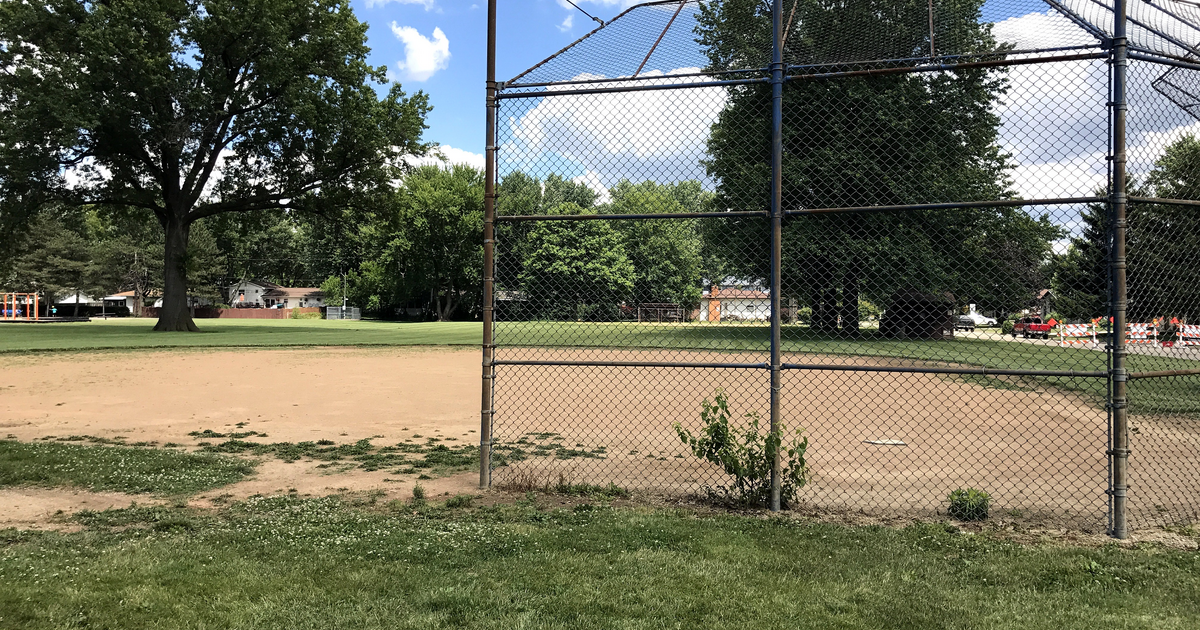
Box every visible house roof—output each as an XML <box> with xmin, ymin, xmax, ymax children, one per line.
<box><xmin>707</xmin><ymin>287</ymin><xmax>769</xmax><ymax>300</ymax></box>
<box><xmin>262</xmin><ymin>287</ymin><xmax>323</xmax><ymax>298</ymax></box>
<box><xmin>237</xmin><ymin>279</ymin><xmax>282</xmax><ymax>289</ymax></box>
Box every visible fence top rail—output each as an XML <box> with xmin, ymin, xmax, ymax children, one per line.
<box><xmin>500</xmin><ymin>0</ymin><xmax>1200</xmax><ymax>92</ymax></box>
<box><xmin>501</xmin><ymin>45</ymin><xmax>1104</xmax><ymax>92</ymax></box>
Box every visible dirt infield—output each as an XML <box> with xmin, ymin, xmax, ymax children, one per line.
<box><xmin>2</xmin><ymin>345</ymin><xmax>1196</xmax><ymax>531</ymax></box>
<box><xmin>493</xmin><ymin>348</ymin><xmax>1200</xmax><ymax>531</ymax></box>
<box><xmin>0</xmin><ymin>347</ymin><xmax>483</xmax><ymax>526</ymax></box>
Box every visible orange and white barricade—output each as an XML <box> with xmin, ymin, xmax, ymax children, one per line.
<box><xmin>1059</xmin><ymin>323</ymin><xmax>1096</xmax><ymax>346</ymax></box>
<box><xmin>1127</xmin><ymin>322</ymin><xmax>1158</xmax><ymax>346</ymax></box>
<box><xmin>1180</xmin><ymin>324</ymin><xmax>1200</xmax><ymax>347</ymax></box>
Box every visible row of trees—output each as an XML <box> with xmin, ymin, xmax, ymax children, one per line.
<box><xmin>1052</xmin><ymin>136</ymin><xmax>1200</xmax><ymax>323</ymax></box>
<box><xmin>2</xmin><ymin>0</ymin><xmax>1196</xmax><ymax>327</ymax></box>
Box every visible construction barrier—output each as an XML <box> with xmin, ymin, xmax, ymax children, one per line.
<box><xmin>1128</xmin><ymin>322</ymin><xmax>1158</xmax><ymax>346</ymax></box>
<box><xmin>1180</xmin><ymin>324</ymin><xmax>1200</xmax><ymax>347</ymax></box>
<box><xmin>1059</xmin><ymin>323</ymin><xmax>1097</xmax><ymax>346</ymax></box>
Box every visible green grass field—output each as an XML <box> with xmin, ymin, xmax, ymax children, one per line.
<box><xmin>2</xmin><ymin>496</ymin><xmax>1198</xmax><ymax>629</ymax></box>
<box><xmin>0</xmin><ymin>440</ymin><xmax>256</xmax><ymax>496</ymax></box>
<box><xmin>0</xmin><ymin>318</ymin><xmax>482</xmax><ymax>352</ymax></box>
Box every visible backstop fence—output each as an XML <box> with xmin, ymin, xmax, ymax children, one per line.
<box><xmin>480</xmin><ymin>0</ymin><xmax>1200</xmax><ymax>536</ymax></box>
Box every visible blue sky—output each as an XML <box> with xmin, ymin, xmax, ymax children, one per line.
<box><xmin>352</xmin><ymin>0</ymin><xmax>637</xmax><ymax>164</ymax></box>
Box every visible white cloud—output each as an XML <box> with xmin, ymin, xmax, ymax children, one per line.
<box><xmin>367</xmin><ymin>0</ymin><xmax>437</xmax><ymax>10</ymax></box>
<box><xmin>573</xmin><ymin>170</ymin><xmax>610</xmax><ymax>203</ymax></box>
<box><xmin>408</xmin><ymin>145</ymin><xmax>485</xmax><ymax>171</ymax></box>
<box><xmin>390</xmin><ymin>23</ymin><xmax>450</xmax><ymax>82</ymax></box>
<box><xmin>558</xmin><ymin>14</ymin><xmax>573</xmax><ymax>32</ymax></box>
<box><xmin>501</xmin><ymin>68</ymin><xmax>725</xmax><ymax>190</ymax></box>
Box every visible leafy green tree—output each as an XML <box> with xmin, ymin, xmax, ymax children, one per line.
<box><xmin>1052</xmin><ymin>135</ymin><xmax>1200</xmax><ymax>324</ymax></box>
<box><xmin>519</xmin><ymin>203</ymin><xmax>635</xmax><ymax>320</ymax></box>
<box><xmin>4</xmin><ymin>215</ymin><xmax>95</xmax><ymax>315</ymax></box>
<box><xmin>609</xmin><ymin>180</ymin><xmax>705</xmax><ymax>309</ymax></box>
<box><xmin>0</xmin><ymin>0</ymin><xmax>430</xmax><ymax>331</ymax></box>
<box><xmin>320</xmin><ymin>275</ymin><xmax>347</xmax><ymax>309</ymax></box>
<box><xmin>396</xmin><ymin>165</ymin><xmax>484</xmax><ymax>320</ymax></box>
<box><xmin>1050</xmin><ymin>202</ymin><xmax>1109</xmax><ymax>322</ymax></box>
<box><xmin>206</xmin><ymin>210</ymin><xmax>307</xmax><ymax>288</ymax></box>
<box><xmin>696</xmin><ymin>0</ymin><xmax>1048</xmax><ymax>336</ymax></box>
<box><xmin>1128</xmin><ymin>137</ymin><xmax>1200</xmax><ymax>322</ymax></box>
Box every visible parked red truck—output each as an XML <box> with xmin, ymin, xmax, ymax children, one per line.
<box><xmin>1012</xmin><ymin>316</ymin><xmax>1054</xmax><ymax>339</ymax></box>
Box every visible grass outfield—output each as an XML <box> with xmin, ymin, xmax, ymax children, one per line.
<box><xmin>0</xmin><ymin>318</ymin><xmax>482</xmax><ymax>352</ymax></box>
<box><xmin>2</xmin><ymin>497</ymin><xmax>1199</xmax><ymax>629</ymax></box>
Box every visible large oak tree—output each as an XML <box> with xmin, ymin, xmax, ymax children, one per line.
<box><xmin>0</xmin><ymin>0</ymin><xmax>430</xmax><ymax>330</ymax></box>
<box><xmin>697</xmin><ymin>0</ymin><xmax>1059</xmax><ymax>335</ymax></box>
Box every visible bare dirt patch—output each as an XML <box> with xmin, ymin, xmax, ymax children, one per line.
<box><xmin>0</xmin><ymin>487</ymin><xmax>163</xmax><ymax>531</ymax></box>
<box><xmin>0</xmin><ymin>346</ymin><xmax>482</xmax><ymax>522</ymax></box>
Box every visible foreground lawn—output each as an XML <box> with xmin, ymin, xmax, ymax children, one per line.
<box><xmin>0</xmin><ymin>440</ymin><xmax>255</xmax><ymax>495</ymax></box>
<box><xmin>0</xmin><ymin>318</ymin><xmax>482</xmax><ymax>352</ymax></box>
<box><xmin>1</xmin><ymin>496</ymin><xmax>1198</xmax><ymax>629</ymax></box>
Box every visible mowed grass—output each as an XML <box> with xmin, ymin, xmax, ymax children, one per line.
<box><xmin>1</xmin><ymin>496</ymin><xmax>1199</xmax><ymax>629</ymax></box>
<box><xmin>0</xmin><ymin>317</ymin><xmax>482</xmax><ymax>353</ymax></box>
<box><xmin>0</xmin><ymin>440</ymin><xmax>255</xmax><ymax>495</ymax></box>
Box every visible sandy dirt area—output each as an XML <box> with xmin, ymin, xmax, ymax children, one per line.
<box><xmin>491</xmin><ymin>348</ymin><xmax>1200</xmax><ymax>531</ymax></box>
<box><xmin>2</xmin><ymin>345</ymin><xmax>1196</xmax><ymax>532</ymax></box>
<box><xmin>0</xmin><ymin>346</ymin><xmax>483</xmax><ymax>526</ymax></box>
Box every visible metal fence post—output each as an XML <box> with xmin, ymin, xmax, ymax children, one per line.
<box><xmin>480</xmin><ymin>0</ymin><xmax>498</xmax><ymax>490</ymax></box>
<box><xmin>1109</xmin><ymin>0</ymin><xmax>1130</xmax><ymax>539</ymax></box>
<box><xmin>769</xmin><ymin>0</ymin><xmax>785</xmax><ymax>512</ymax></box>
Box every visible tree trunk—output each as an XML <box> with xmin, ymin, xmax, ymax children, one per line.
<box><xmin>809</xmin><ymin>254</ymin><xmax>837</xmax><ymax>333</ymax></box>
<box><xmin>839</xmin><ymin>266</ymin><xmax>860</xmax><ymax>338</ymax></box>
<box><xmin>73</xmin><ymin>290</ymin><xmax>80</xmax><ymax>317</ymax></box>
<box><xmin>154</xmin><ymin>216</ymin><xmax>199</xmax><ymax>332</ymax></box>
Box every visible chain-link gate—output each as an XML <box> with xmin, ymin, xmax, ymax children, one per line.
<box><xmin>480</xmin><ymin>0</ymin><xmax>1200</xmax><ymax>536</ymax></box>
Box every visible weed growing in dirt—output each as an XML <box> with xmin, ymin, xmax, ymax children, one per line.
<box><xmin>0</xmin><ymin>440</ymin><xmax>255</xmax><ymax>495</ymax></box>
<box><xmin>675</xmin><ymin>389</ymin><xmax>808</xmax><ymax>508</ymax></box>
<box><xmin>948</xmin><ymin>488</ymin><xmax>992</xmax><ymax>521</ymax></box>
<box><xmin>191</xmin><ymin>431</ymin><xmax>607</xmax><ymax>478</ymax></box>
<box><xmin>444</xmin><ymin>494</ymin><xmax>475</xmax><ymax>508</ymax></box>
<box><xmin>188</xmin><ymin>429</ymin><xmax>268</xmax><ymax>439</ymax></box>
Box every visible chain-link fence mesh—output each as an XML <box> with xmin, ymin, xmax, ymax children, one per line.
<box><xmin>485</xmin><ymin>0</ymin><xmax>1200</xmax><ymax>533</ymax></box>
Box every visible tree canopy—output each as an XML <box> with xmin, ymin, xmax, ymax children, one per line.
<box><xmin>0</xmin><ymin>0</ymin><xmax>430</xmax><ymax>330</ymax></box>
<box><xmin>696</xmin><ymin>0</ymin><xmax>1058</xmax><ymax>335</ymax></box>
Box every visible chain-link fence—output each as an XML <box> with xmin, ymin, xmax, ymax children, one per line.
<box><xmin>481</xmin><ymin>0</ymin><xmax>1200</xmax><ymax>535</ymax></box>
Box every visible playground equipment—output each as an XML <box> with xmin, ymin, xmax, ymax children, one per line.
<box><xmin>1059</xmin><ymin>323</ymin><xmax>1097</xmax><ymax>347</ymax></box>
<box><xmin>1</xmin><ymin>293</ymin><xmax>39</xmax><ymax>321</ymax></box>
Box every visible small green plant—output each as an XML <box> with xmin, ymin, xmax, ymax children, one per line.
<box><xmin>411</xmin><ymin>483</ymin><xmax>426</xmax><ymax>502</ymax></box>
<box><xmin>444</xmin><ymin>494</ymin><xmax>474</xmax><ymax>509</ymax></box>
<box><xmin>1001</xmin><ymin>319</ymin><xmax>1015</xmax><ymax>336</ymax></box>
<box><xmin>947</xmin><ymin>487</ymin><xmax>991</xmax><ymax>520</ymax></box>
<box><xmin>673</xmin><ymin>389</ymin><xmax>808</xmax><ymax>508</ymax></box>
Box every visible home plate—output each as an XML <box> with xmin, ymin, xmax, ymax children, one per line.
<box><xmin>864</xmin><ymin>439</ymin><xmax>907</xmax><ymax>446</ymax></box>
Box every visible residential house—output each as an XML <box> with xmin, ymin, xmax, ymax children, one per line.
<box><xmin>226</xmin><ymin>279</ymin><xmax>281</xmax><ymax>307</ymax></box>
<box><xmin>699</xmin><ymin>285</ymin><xmax>770</xmax><ymax>322</ymax></box>
<box><xmin>261</xmin><ymin>287</ymin><xmax>326</xmax><ymax>309</ymax></box>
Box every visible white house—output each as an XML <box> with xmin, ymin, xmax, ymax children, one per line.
<box><xmin>699</xmin><ymin>286</ymin><xmax>771</xmax><ymax>322</ymax></box>
<box><xmin>261</xmin><ymin>287</ymin><xmax>325</xmax><ymax>309</ymax></box>
<box><xmin>226</xmin><ymin>279</ymin><xmax>281</xmax><ymax>307</ymax></box>
<box><xmin>56</xmin><ymin>292</ymin><xmax>101</xmax><ymax>306</ymax></box>
<box><xmin>104</xmin><ymin>291</ymin><xmax>139</xmax><ymax>311</ymax></box>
